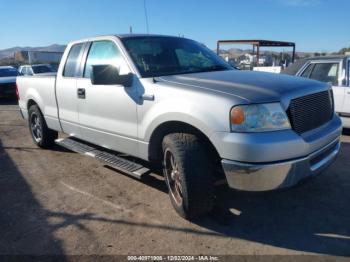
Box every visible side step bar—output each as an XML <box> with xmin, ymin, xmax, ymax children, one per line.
<box><xmin>55</xmin><ymin>137</ymin><xmax>150</xmax><ymax>179</ymax></box>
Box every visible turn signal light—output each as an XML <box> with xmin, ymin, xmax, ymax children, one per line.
<box><xmin>231</xmin><ymin>107</ymin><xmax>245</xmax><ymax>125</ymax></box>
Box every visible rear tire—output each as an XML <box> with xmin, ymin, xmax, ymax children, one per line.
<box><xmin>162</xmin><ymin>133</ymin><xmax>214</xmax><ymax>219</ymax></box>
<box><xmin>28</xmin><ymin>105</ymin><xmax>58</xmax><ymax>148</ymax></box>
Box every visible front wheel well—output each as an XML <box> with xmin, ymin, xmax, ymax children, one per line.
<box><xmin>148</xmin><ymin>121</ymin><xmax>224</xmax><ymax>178</ymax></box>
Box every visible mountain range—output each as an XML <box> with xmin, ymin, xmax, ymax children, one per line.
<box><xmin>0</xmin><ymin>44</ymin><xmax>66</xmax><ymax>59</ymax></box>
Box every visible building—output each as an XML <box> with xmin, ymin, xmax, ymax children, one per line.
<box><xmin>14</xmin><ymin>51</ymin><xmax>63</xmax><ymax>64</ymax></box>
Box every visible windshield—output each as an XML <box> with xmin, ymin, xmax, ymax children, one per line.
<box><xmin>32</xmin><ymin>65</ymin><xmax>54</xmax><ymax>74</ymax></box>
<box><xmin>121</xmin><ymin>36</ymin><xmax>233</xmax><ymax>77</ymax></box>
<box><xmin>0</xmin><ymin>67</ymin><xmax>18</xmax><ymax>77</ymax></box>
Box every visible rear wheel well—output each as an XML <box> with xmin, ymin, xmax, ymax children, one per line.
<box><xmin>148</xmin><ymin>121</ymin><xmax>224</xmax><ymax>179</ymax></box>
<box><xmin>27</xmin><ymin>99</ymin><xmax>38</xmax><ymax>111</ymax></box>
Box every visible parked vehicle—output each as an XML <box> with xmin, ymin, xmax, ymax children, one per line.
<box><xmin>17</xmin><ymin>35</ymin><xmax>342</xmax><ymax>219</ymax></box>
<box><xmin>0</xmin><ymin>66</ymin><xmax>19</xmax><ymax>97</ymax></box>
<box><xmin>18</xmin><ymin>64</ymin><xmax>55</xmax><ymax>76</ymax></box>
<box><xmin>283</xmin><ymin>55</ymin><xmax>350</xmax><ymax>128</ymax></box>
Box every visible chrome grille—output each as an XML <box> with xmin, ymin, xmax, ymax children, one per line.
<box><xmin>287</xmin><ymin>90</ymin><xmax>333</xmax><ymax>134</ymax></box>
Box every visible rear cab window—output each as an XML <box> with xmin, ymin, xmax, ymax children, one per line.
<box><xmin>63</xmin><ymin>43</ymin><xmax>84</xmax><ymax>77</ymax></box>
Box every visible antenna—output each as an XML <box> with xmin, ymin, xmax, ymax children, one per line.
<box><xmin>144</xmin><ymin>0</ymin><xmax>149</xmax><ymax>34</ymax></box>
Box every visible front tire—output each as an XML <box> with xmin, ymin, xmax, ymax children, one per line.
<box><xmin>162</xmin><ymin>133</ymin><xmax>214</xmax><ymax>219</ymax></box>
<box><xmin>28</xmin><ymin>105</ymin><xmax>58</xmax><ymax>148</ymax></box>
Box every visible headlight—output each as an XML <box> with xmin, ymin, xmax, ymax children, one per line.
<box><xmin>230</xmin><ymin>103</ymin><xmax>291</xmax><ymax>132</ymax></box>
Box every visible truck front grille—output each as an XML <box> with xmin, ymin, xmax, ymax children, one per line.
<box><xmin>287</xmin><ymin>90</ymin><xmax>333</xmax><ymax>134</ymax></box>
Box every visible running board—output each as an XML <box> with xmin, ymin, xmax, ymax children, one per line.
<box><xmin>55</xmin><ymin>137</ymin><xmax>150</xmax><ymax>179</ymax></box>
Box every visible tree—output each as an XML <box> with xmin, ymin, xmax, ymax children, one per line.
<box><xmin>338</xmin><ymin>46</ymin><xmax>350</xmax><ymax>55</ymax></box>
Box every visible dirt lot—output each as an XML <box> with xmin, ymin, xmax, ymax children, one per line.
<box><xmin>0</xmin><ymin>98</ymin><xmax>349</xmax><ymax>257</ymax></box>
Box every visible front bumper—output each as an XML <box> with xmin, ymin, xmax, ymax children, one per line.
<box><xmin>222</xmin><ymin>138</ymin><xmax>340</xmax><ymax>191</ymax></box>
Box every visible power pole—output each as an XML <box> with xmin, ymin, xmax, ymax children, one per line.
<box><xmin>28</xmin><ymin>51</ymin><xmax>31</xmax><ymax>64</ymax></box>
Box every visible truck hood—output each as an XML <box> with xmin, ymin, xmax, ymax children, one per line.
<box><xmin>0</xmin><ymin>76</ymin><xmax>17</xmax><ymax>84</ymax></box>
<box><xmin>158</xmin><ymin>70</ymin><xmax>329</xmax><ymax>104</ymax></box>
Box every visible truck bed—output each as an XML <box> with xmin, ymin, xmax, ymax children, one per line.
<box><xmin>17</xmin><ymin>74</ymin><xmax>61</xmax><ymax>131</ymax></box>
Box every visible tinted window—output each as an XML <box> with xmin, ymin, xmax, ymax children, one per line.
<box><xmin>32</xmin><ymin>65</ymin><xmax>54</xmax><ymax>74</ymax></box>
<box><xmin>309</xmin><ymin>63</ymin><xmax>339</xmax><ymax>85</ymax></box>
<box><xmin>63</xmin><ymin>43</ymin><xmax>84</xmax><ymax>77</ymax></box>
<box><xmin>300</xmin><ymin>64</ymin><xmax>314</xmax><ymax>78</ymax></box>
<box><xmin>84</xmin><ymin>41</ymin><xmax>129</xmax><ymax>78</ymax></box>
<box><xmin>23</xmin><ymin>67</ymin><xmax>28</xmax><ymax>75</ymax></box>
<box><xmin>0</xmin><ymin>67</ymin><xmax>18</xmax><ymax>77</ymax></box>
<box><xmin>122</xmin><ymin>37</ymin><xmax>232</xmax><ymax>77</ymax></box>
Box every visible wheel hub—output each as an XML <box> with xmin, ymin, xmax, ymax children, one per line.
<box><xmin>164</xmin><ymin>149</ymin><xmax>183</xmax><ymax>205</ymax></box>
<box><xmin>30</xmin><ymin>113</ymin><xmax>42</xmax><ymax>142</ymax></box>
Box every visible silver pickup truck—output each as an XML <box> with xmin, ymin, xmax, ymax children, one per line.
<box><xmin>17</xmin><ymin>34</ymin><xmax>342</xmax><ymax>219</ymax></box>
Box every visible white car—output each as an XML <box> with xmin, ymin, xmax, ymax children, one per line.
<box><xmin>18</xmin><ymin>64</ymin><xmax>55</xmax><ymax>76</ymax></box>
<box><xmin>284</xmin><ymin>55</ymin><xmax>350</xmax><ymax>128</ymax></box>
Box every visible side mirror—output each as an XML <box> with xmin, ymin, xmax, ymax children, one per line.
<box><xmin>91</xmin><ymin>65</ymin><xmax>133</xmax><ymax>87</ymax></box>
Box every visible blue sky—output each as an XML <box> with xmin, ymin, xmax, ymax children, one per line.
<box><xmin>1</xmin><ymin>0</ymin><xmax>349</xmax><ymax>52</ymax></box>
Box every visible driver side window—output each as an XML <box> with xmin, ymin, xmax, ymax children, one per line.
<box><xmin>309</xmin><ymin>63</ymin><xmax>339</xmax><ymax>86</ymax></box>
<box><xmin>83</xmin><ymin>40</ymin><xmax>130</xmax><ymax>78</ymax></box>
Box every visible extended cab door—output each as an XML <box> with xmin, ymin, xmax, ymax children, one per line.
<box><xmin>299</xmin><ymin>60</ymin><xmax>345</xmax><ymax>113</ymax></box>
<box><xmin>76</xmin><ymin>40</ymin><xmax>139</xmax><ymax>155</ymax></box>
<box><xmin>55</xmin><ymin>43</ymin><xmax>85</xmax><ymax>137</ymax></box>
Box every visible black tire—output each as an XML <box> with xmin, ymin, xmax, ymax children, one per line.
<box><xmin>162</xmin><ymin>133</ymin><xmax>214</xmax><ymax>219</ymax></box>
<box><xmin>28</xmin><ymin>105</ymin><xmax>58</xmax><ymax>148</ymax></box>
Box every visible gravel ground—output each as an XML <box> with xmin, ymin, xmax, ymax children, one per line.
<box><xmin>0</xmin><ymin>98</ymin><xmax>349</xmax><ymax>257</ymax></box>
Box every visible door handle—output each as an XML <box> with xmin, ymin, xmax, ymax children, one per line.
<box><xmin>141</xmin><ymin>94</ymin><xmax>154</xmax><ymax>101</ymax></box>
<box><xmin>77</xmin><ymin>88</ymin><xmax>86</xmax><ymax>99</ymax></box>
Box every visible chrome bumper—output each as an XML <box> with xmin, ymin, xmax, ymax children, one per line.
<box><xmin>222</xmin><ymin>139</ymin><xmax>341</xmax><ymax>191</ymax></box>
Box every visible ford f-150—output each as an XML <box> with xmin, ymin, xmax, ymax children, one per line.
<box><xmin>17</xmin><ymin>35</ymin><xmax>342</xmax><ymax>219</ymax></box>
